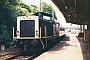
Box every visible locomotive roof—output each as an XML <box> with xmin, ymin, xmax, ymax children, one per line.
<box><xmin>33</xmin><ymin>12</ymin><xmax>52</xmax><ymax>17</ymax></box>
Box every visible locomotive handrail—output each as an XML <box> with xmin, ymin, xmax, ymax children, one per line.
<box><xmin>45</xmin><ymin>26</ymin><xmax>47</xmax><ymax>48</ymax></box>
<box><xmin>32</xmin><ymin>12</ymin><xmax>53</xmax><ymax>21</ymax></box>
<box><xmin>33</xmin><ymin>12</ymin><xmax>52</xmax><ymax>17</ymax></box>
<box><xmin>13</xmin><ymin>27</ymin><xmax>14</xmax><ymax>38</ymax></box>
<box><xmin>40</xmin><ymin>27</ymin><xmax>45</xmax><ymax>49</ymax></box>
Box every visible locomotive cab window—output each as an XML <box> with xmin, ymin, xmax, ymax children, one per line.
<box><xmin>20</xmin><ymin>20</ymin><xmax>35</xmax><ymax>37</ymax></box>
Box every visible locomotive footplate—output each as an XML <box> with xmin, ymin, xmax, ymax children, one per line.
<box><xmin>13</xmin><ymin>37</ymin><xmax>41</xmax><ymax>40</ymax></box>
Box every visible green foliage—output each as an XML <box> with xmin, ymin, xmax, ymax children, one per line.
<box><xmin>0</xmin><ymin>0</ymin><xmax>29</xmax><ymax>47</ymax></box>
<box><xmin>42</xmin><ymin>2</ymin><xmax>52</xmax><ymax>14</ymax></box>
<box><xmin>30</xmin><ymin>5</ymin><xmax>39</xmax><ymax>14</ymax></box>
<box><xmin>0</xmin><ymin>25</ymin><xmax>11</xmax><ymax>47</ymax></box>
<box><xmin>15</xmin><ymin>6</ymin><xmax>30</xmax><ymax>16</ymax></box>
<box><xmin>42</xmin><ymin>2</ymin><xmax>57</xmax><ymax>20</ymax></box>
<box><xmin>20</xmin><ymin>3</ymin><xmax>31</xmax><ymax>12</ymax></box>
<box><xmin>0</xmin><ymin>0</ymin><xmax>14</xmax><ymax>47</ymax></box>
<box><xmin>8</xmin><ymin>0</ymin><xmax>22</xmax><ymax>5</ymax></box>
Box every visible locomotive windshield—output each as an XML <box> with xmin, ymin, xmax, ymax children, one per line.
<box><xmin>20</xmin><ymin>20</ymin><xmax>35</xmax><ymax>37</ymax></box>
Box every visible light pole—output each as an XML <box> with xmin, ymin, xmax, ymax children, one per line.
<box><xmin>40</xmin><ymin>0</ymin><xmax>43</xmax><ymax>12</ymax></box>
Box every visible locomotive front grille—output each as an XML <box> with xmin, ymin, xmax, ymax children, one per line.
<box><xmin>20</xmin><ymin>20</ymin><xmax>35</xmax><ymax>37</ymax></box>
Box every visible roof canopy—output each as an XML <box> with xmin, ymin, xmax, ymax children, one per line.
<box><xmin>52</xmin><ymin>0</ymin><xmax>89</xmax><ymax>25</ymax></box>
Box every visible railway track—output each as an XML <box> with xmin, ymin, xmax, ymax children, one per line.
<box><xmin>0</xmin><ymin>42</ymin><xmax>57</xmax><ymax>60</ymax></box>
<box><xmin>6</xmin><ymin>51</ymin><xmax>37</xmax><ymax>60</ymax></box>
<box><xmin>0</xmin><ymin>51</ymin><xmax>21</xmax><ymax>60</ymax></box>
<box><xmin>0</xmin><ymin>49</ymin><xmax>44</xmax><ymax>60</ymax></box>
<box><xmin>0</xmin><ymin>44</ymin><xmax>56</xmax><ymax>60</ymax></box>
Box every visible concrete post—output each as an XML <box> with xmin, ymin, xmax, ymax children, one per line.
<box><xmin>87</xmin><ymin>21</ymin><xmax>90</xmax><ymax>53</ymax></box>
<box><xmin>1</xmin><ymin>45</ymin><xmax>5</xmax><ymax>51</ymax></box>
<box><xmin>80</xmin><ymin>25</ymin><xmax>82</xmax><ymax>32</ymax></box>
<box><xmin>83</xmin><ymin>25</ymin><xmax>85</xmax><ymax>32</ymax></box>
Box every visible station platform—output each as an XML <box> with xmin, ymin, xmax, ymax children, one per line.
<box><xmin>34</xmin><ymin>34</ymin><xmax>90</xmax><ymax>60</ymax></box>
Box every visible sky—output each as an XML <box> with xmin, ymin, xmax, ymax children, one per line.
<box><xmin>22</xmin><ymin>0</ymin><xmax>79</xmax><ymax>27</ymax></box>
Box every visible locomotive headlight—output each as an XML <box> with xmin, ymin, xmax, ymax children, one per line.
<box><xmin>36</xmin><ymin>30</ymin><xmax>39</xmax><ymax>36</ymax></box>
<box><xmin>16</xmin><ymin>31</ymin><xmax>20</xmax><ymax>36</ymax></box>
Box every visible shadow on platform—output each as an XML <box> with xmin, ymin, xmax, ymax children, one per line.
<box><xmin>49</xmin><ymin>36</ymin><xmax>70</xmax><ymax>51</ymax></box>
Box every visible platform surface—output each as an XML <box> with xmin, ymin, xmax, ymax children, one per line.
<box><xmin>34</xmin><ymin>34</ymin><xmax>90</xmax><ymax>60</ymax></box>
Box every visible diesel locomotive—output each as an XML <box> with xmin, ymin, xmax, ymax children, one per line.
<box><xmin>12</xmin><ymin>12</ymin><xmax>63</xmax><ymax>51</ymax></box>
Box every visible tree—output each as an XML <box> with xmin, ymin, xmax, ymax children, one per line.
<box><xmin>30</xmin><ymin>5</ymin><xmax>39</xmax><ymax>14</ymax></box>
<box><xmin>8</xmin><ymin>0</ymin><xmax>22</xmax><ymax>6</ymax></box>
<box><xmin>42</xmin><ymin>2</ymin><xmax>57</xmax><ymax>19</ymax></box>
<box><xmin>15</xmin><ymin>6</ymin><xmax>30</xmax><ymax>16</ymax></box>
<box><xmin>20</xmin><ymin>3</ymin><xmax>31</xmax><ymax>12</ymax></box>
<box><xmin>0</xmin><ymin>0</ymin><xmax>17</xmax><ymax>47</ymax></box>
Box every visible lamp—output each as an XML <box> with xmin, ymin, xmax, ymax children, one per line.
<box><xmin>68</xmin><ymin>14</ymin><xmax>70</xmax><ymax>17</ymax></box>
<box><xmin>64</xmin><ymin>5</ymin><xmax>67</xmax><ymax>9</ymax></box>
